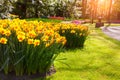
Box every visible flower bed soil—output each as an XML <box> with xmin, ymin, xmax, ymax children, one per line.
<box><xmin>0</xmin><ymin>65</ymin><xmax>56</xmax><ymax>80</ymax></box>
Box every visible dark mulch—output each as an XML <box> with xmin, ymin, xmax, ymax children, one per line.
<box><xmin>0</xmin><ymin>65</ymin><xmax>56</xmax><ymax>80</ymax></box>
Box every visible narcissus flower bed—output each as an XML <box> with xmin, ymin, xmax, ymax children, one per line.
<box><xmin>55</xmin><ymin>23</ymin><xmax>89</xmax><ymax>48</ymax></box>
<box><xmin>0</xmin><ymin>19</ymin><xmax>89</xmax><ymax>79</ymax></box>
<box><xmin>0</xmin><ymin>19</ymin><xmax>66</xmax><ymax>77</ymax></box>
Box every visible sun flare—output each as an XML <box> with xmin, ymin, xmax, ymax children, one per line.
<box><xmin>99</xmin><ymin>0</ymin><xmax>105</xmax><ymax>3</ymax></box>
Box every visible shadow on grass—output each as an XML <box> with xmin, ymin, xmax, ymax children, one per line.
<box><xmin>33</xmin><ymin>77</ymin><xmax>52</xmax><ymax>80</ymax></box>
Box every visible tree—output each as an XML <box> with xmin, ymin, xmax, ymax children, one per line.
<box><xmin>113</xmin><ymin>0</ymin><xmax>120</xmax><ymax>20</ymax></box>
<box><xmin>12</xmin><ymin>0</ymin><xmax>78</xmax><ymax>18</ymax></box>
<box><xmin>13</xmin><ymin>0</ymin><xmax>32</xmax><ymax>18</ymax></box>
<box><xmin>0</xmin><ymin>0</ymin><xmax>15</xmax><ymax>19</ymax></box>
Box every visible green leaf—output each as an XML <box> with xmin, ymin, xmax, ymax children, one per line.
<box><xmin>0</xmin><ymin>57</ymin><xmax>9</xmax><ymax>71</ymax></box>
<box><xmin>14</xmin><ymin>55</ymin><xmax>25</xmax><ymax>66</ymax></box>
<box><xmin>3</xmin><ymin>47</ymin><xmax>9</xmax><ymax>55</ymax></box>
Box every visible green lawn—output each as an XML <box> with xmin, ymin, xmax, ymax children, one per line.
<box><xmin>46</xmin><ymin>24</ymin><xmax>120</xmax><ymax>80</ymax></box>
<box><xmin>104</xmin><ymin>23</ymin><xmax>120</xmax><ymax>27</ymax></box>
<box><xmin>25</xmin><ymin>18</ymin><xmax>62</xmax><ymax>23</ymax></box>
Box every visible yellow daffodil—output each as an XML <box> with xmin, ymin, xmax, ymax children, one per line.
<box><xmin>17</xmin><ymin>35</ymin><xmax>25</xmax><ymax>42</ymax></box>
<box><xmin>0</xmin><ymin>37</ymin><xmax>8</xmax><ymax>44</ymax></box>
<box><xmin>4</xmin><ymin>30</ymin><xmax>11</xmax><ymax>37</ymax></box>
<box><xmin>45</xmin><ymin>43</ymin><xmax>50</xmax><ymax>47</ymax></box>
<box><xmin>34</xmin><ymin>39</ymin><xmax>40</xmax><ymax>47</ymax></box>
<box><xmin>0</xmin><ymin>28</ymin><xmax>5</xmax><ymax>35</ymax></box>
<box><xmin>27</xmin><ymin>39</ymin><xmax>34</xmax><ymax>44</ymax></box>
<box><xmin>56</xmin><ymin>38</ymin><xmax>61</xmax><ymax>43</ymax></box>
<box><xmin>42</xmin><ymin>36</ymin><xmax>49</xmax><ymax>42</ymax></box>
<box><xmin>27</xmin><ymin>31</ymin><xmax>37</xmax><ymax>38</ymax></box>
<box><xmin>70</xmin><ymin>30</ymin><xmax>76</xmax><ymax>33</ymax></box>
<box><xmin>17</xmin><ymin>31</ymin><xmax>25</xmax><ymax>36</ymax></box>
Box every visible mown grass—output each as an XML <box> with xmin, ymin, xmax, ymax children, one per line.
<box><xmin>104</xmin><ymin>23</ymin><xmax>120</xmax><ymax>27</ymax></box>
<box><xmin>25</xmin><ymin>18</ymin><xmax>62</xmax><ymax>23</ymax></box>
<box><xmin>45</xmin><ymin>24</ymin><xmax>120</xmax><ymax>80</ymax></box>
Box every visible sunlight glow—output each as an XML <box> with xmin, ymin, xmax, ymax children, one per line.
<box><xmin>99</xmin><ymin>0</ymin><xmax>105</xmax><ymax>3</ymax></box>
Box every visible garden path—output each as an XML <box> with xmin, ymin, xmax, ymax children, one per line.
<box><xmin>101</xmin><ymin>26</ymin><xmax>120</xmax><ymax>41</ymax></box>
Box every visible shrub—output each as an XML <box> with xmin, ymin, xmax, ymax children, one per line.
<box><xmin>55</xmin><ymin>23</ymin><xmax>89</xmax><ymax>48</ymax></box>
<box><xmin>0</xmin><ymin>19</ymin><xmax>66</xmax><ymax>76</ymax></box>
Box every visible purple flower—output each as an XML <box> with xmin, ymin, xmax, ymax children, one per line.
<box><xmin>72</xmin><ymin>20</ymin><xmax>82</xmax><ymax>24</ymax></box>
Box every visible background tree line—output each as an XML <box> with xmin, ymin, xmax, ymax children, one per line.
<box><xmin>0</xmin><ymin>0</ymin><xmax>79</xmax><ymax>19</ymax></box>
<box><xmin>0</xmin><ymin>0</ymin><xmax>120</xmax><ymax>20</ymax></box>
<box><xmin>82</xmin><ymin>0</ymin><xmax>120</xmax><ymax>21</ymax></box>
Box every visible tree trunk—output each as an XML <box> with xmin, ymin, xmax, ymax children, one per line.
<box><xmin>117</xmin><ymin>11</ymin><xmax>120</xmax><ymax>20</ymax></box>
<box><xmin>94</xmin><ymin>0</ymin><xmax>98</xmax><ymax>19</ymax></box>
<box><xmin>82</xmin><ymin>0</ymin><xmax>87</xmax><ymax>18</ymax></box>
<box><xmin>90</xmin><ymin>0</ymin><xmax>95</xmax><ymax>23</ymax></box>
<box><xmin>108</xmin><ymin>0</ymin><xmax>112</xmax><ymax>24</ymax></box>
